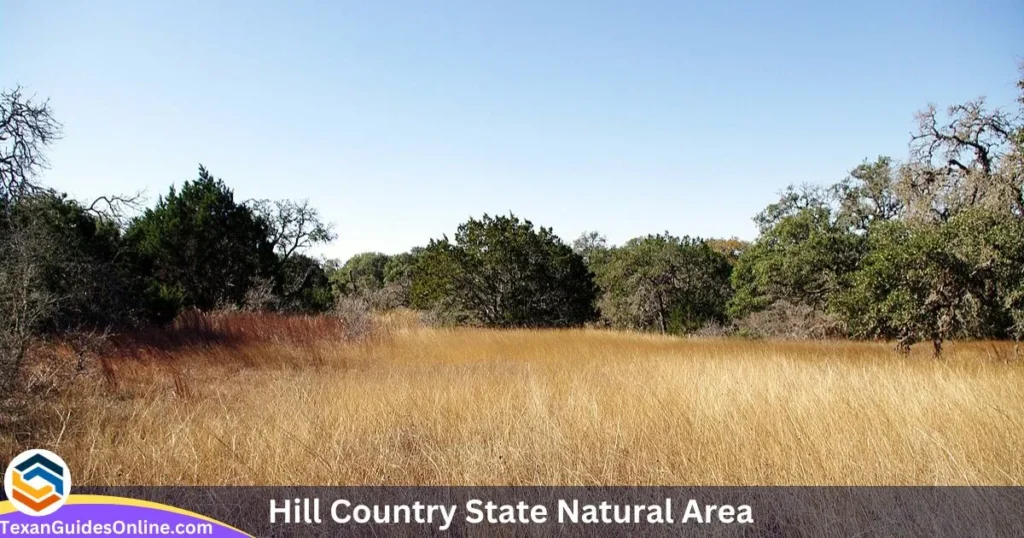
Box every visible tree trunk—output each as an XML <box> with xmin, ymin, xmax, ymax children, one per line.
<box><xmin>895</xmin><ymin>333</ymin><xmax>914</xmax><ymax>355</ymax></box>
<box><xmin>656</xmin><ymin>292</ymin><xmax>667</xmax><ymax>334</ymax></box>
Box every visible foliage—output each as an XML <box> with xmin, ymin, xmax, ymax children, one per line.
<box><xmin>734</xmin><ymin>300</ymin><xmax>843</xmax><ymax>340</ymax></box>
<box><xmin>409</xmin><ymin>241</ymin><xmax>464</xmax><ymax>321</ymax></box>
<box><xmin>380</xmin><ymin>249</ymin><xmax>422</xmax><ymax>308</ymax></box>
<box><xmin>125</xmin><ymin>165</ymin><xmax>275</xmax><ymax>318</ymax></box>
<box><xmin>572</xmin><ymin>231</ymin><xmax>611</xmax><ymax>271</ymax></box>
<box><xmin>275</xmin><ymin>254</ymin><xmax>333</xmax><ymax>313</ymax></box>
<box><xmin>331</xmin><ymin>252</ymin><xmax>388</xmax><ymax>297</ymax></box>
<box><xmin>730</xmin><ymin>207</ymin><xmax>863</xmax><ymax>319</ymax></box>
<box><xmin>901</xmin><ymin>96</ymin><xmax>1022</xmax><ymax>220</ymax></box>
<box><xmin>835</xmin><ymin>220</ymin><xmax>950</xmax><ymax>352</ymax></box>
<box><xmin>704</xmin><ymin>237</ymin><xmax>751</xmax><ymax>266</ymax></box>
<box><xmin>410</xmin><ymin>214</ymin><xmax>597</xmax><ymax>328</ymax></box>
<box><xmin>837</xmin><ymin>210</ymin><xmax>1024</xmax><ymax>353</ymax></box>
<box><xmin>250</xmin><ymin>198</ymin><xmax>335</xmax><ymax>311</ymax></box>
<box><xmin>752</xmin><ymin>184</ymin><xmax>833</xmax><ymax>233</ymax></box>
<box><xmin>251</xmin><ymin>199</ymin><xmax>335</xmax><ymax>261</ymax></box>
<box><xmin>596</xmin><ymin>234</ymin><xmax>732</xmax><ymax>334</ymax></box>
<box><xmin>833</xmin><ymin>156</ymin><xmax>905</xmax><ymax>231</ymax></box>
<box><xmin>1</xmin><ymin>89</ymin><xmax>64</xmax><ymax>394</ymax></box>
<box><xmin>5</xmin><ymin>194</ymin><xmax>139</xmax><ymax>328</ymax></box>
<box><xmin>3</xmin><ymin>67</ymin><xmax>1024</xmax><ymax>359</ymax></box>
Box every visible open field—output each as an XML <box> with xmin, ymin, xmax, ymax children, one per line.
<box><xmin>5</xmin><ymin>312</ymin><xmax>1023</xmax><ymax>486</ymax></box>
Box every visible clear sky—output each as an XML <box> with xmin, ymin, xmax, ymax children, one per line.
<box><xmin>2</xmin><ymin>1</ymin><xmax>1021</xmax><ymax>261</ymax></box>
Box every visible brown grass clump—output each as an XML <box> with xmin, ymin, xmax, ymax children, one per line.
<box><xmin>4</xmin><ymin>311</ymin><xmax>1023</xmax><ymax>486</ymax></box>
<box><xmin>114</xmin><ymin>309</ymin><xmax>352</xmax><ymax>350</ymax></box>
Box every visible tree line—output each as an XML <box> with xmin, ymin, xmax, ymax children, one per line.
<box><xmin>2</xmin><ymin>67</ymin><xmax>1023</xmax><ymax>395</ymax></box>
<box><xmin>335</xmin><ymin>69</ymin><xmax>1024</xmax><ymax>356</ymax></box>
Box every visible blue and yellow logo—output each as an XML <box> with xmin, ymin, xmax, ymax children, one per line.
<box><xmin>3</xmin><ymin>449</ymin><xmax>71</xmax><ymax>516</ymax></box>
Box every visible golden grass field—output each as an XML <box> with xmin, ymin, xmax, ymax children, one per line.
<box><xmin>5</xmin><ymin>311</ymin><xmax>1023</xmax><ymax>486</ymax></box>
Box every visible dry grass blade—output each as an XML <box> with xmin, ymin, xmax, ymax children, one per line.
<box><xmin>5</xmin><ymin>312</ymin><xmax>1022</xmax><ymax>487</ymax></box>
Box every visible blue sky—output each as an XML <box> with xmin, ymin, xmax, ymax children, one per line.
<box><xmin>2</xmin><ymin>1</ymin><xmax>1021</xmax><ymax>261</ymax></box>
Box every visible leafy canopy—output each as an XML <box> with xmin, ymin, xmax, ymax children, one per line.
<box><xmin>126</xmin><ymin>165</ymin><xmax>275</xmax><ymax>316</ymax></box>
<box><xmin>597</xmin><ymin>234</ymin><xmax>732</xmax><ymax>334</ymax></box>
<box><xmin>411</xmin><ymin>213</ymin><xmax>597</xmax><ymax>328</ymax></box>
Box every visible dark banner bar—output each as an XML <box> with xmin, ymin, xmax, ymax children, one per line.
<box><xmin>42</xmin><ymin>486</ymin><xmax>1022</xmax><ymax>537</ymax></box>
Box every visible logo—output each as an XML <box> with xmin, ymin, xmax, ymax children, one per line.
<box><xmin>4</xmin><ymin>449</ymin><xmax>71</xmax><ymax>516</ymax></box>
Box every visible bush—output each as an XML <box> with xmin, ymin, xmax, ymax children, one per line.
<box><xmin>125</xmin><ymin>165</ymin><xmax>275</xmax><ymax>316</ymax></box>
<box><xmin>689</xmin><ymin>321</ymin><xmax>735</xmax><ymax>338</ymax></box>
<box><xmin>734</xmin><ymin>300</ymin><xmax>844</xmax><ymax>340</ymax></box>
<box><xmin>410</xmin><ymin>214</ymin><xmax>597</xmax><ymax>328</ymax></box>
<box><xmin>596</xmin><ymin>234</ymin><xmax>732</xmax><ymax>334</ymax></box>
<box><xmin>332</xmin><ymin>296</ymin><xmax>374</xmax><ymax>341</ymax></box>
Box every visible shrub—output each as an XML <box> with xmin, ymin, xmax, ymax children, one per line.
<box><xmin>411</xmin><ymin>214</ymin><xmax>597</xmax><ymax>328</ymax></box>
<box><xmin>734</xmin><ymin>300</ymin><xmax>844</xmax><ymax>340</ymax></box>
<box><xmin>333</xmin><ymin>297</ymin><xmax>374</xmax><ymax>342</ymax></box>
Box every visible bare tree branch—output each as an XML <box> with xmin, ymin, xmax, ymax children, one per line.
<box><xmin>902</xmin><ymin>96</ymin><xmax>1022</xmax><ymax>220</ymax></box>
<box><xmin>0</xmin><ymin>86</ymin><xmax>62</xmax><ymax>206</ymax></box>
<box><xmin>87</xmin><ymin>191</ymin><xmax>146</xmax><ymax>225</ymax></box>
<box><xmin>248</xmin><ymin>198</ymin><xmax>336</xmax><ymax>264</ymax></box>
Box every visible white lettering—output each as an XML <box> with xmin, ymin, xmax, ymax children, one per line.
<box><xmin>270</xmin><ymin>499</ymin><xmax>290</xmax><ymax>524</ymax></box>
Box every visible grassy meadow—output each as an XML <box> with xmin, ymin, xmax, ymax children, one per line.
<box><xmin>4</xmin><ymin>311</ymin><xmax>1023</xmax><ymax>486</ymax></box>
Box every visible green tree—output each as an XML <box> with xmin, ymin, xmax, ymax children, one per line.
<box><xmin>942</xmin><ymin>209</ymin><xmax>1024</xmax><ymax>342</ymax></box>
<box><xmin>409</xmin><ymin>241</ymin><xmax>463</xmax><ymax>319</ymax></box>
<box><xmin>836</xmin><ymin>220</ymin><xmax>954</xmax><ymax>353</ymax></box>
<box><xmin>833</xmin><ymin>156</ymin><xmax>904</xmax><ymax>231</ymax></box>
<box><xmin>1</xmin><ymin>88</ymin><xmax>66</xmax><ymax>393</ymax></box>
<box><xmin>249</xmin><ymin>198</ymin><xmax>335</xmax><ymax>310</ymax></box>
<box><xmin>274</xmin><ymin>254</ymin><xmax>333</xmax><ymax>313</ymax></box>
<box><xmin>753</xmin><ymin>184</ymin><xmax>833</xmax><ymax>233</ymax></box>
<box><xmin>597</xmin><ymin>234</ymin><xmax>731</xmax><ymax>334</ymax></box>
<box><xmin>125</xmin><ymin>165</ymin><xmax>274</xmax><ymax>318</ymax></box>
<box><xmin>410</xmin><ymin>214</ymin><xmax>597</xmax><ymax>327</ymax></box>
<box><xmin>331</xmin><ymin>252</ymin><xmax>390</xmax><ymax>299</ymax></box>
<box><xmin>1</xmin><ymin>190</ymin><xmax>145</xmax><ymax>392</ymax></box>
<box><xmin>572</xmin><ymin>231</ymin><xmax>611</xmax><ymax>271</ymax></box>
<box><xmin>730</xmin><ymin>207</ymin><xmax>863</xmax><ymax>319</ymax></box>
<box><xmin>837</xmin><ymin>209</ymin><xmax>1024</xmax><ymax>354</ymax></box>
<box><xmin>380</xmin><ymin>249</ymin><xmax>422</xmax><ymax>308</ymax></box>
<box><xmin>11</xmin><ymin>193</ymin><xmax>139</xmax><ymax>327</ymax></box>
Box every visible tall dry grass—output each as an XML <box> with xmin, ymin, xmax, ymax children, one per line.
<box><xmin>6</xmin><ymin>311</ymin><xmax>1023</xmax><ymax>486</ymax></box>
